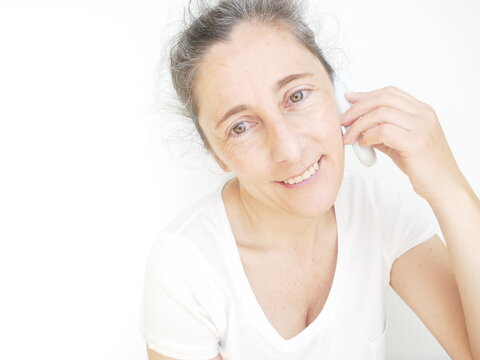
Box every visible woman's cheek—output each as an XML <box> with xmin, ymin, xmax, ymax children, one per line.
<box><xmin>314</xmin><ymin>104</ymin><xmax>341</xmax><ymax>134</ymax></box>
<box><xmin>222</xmin><ymin>138</ymin><xmax>257</xmax><ymax>163</ymax></box>
<box><xmin>304</xmin><ymin>110</ymin><xmax>335</xmax><ymax>135</ymax></box>
<box><xmin>227</xmin><ymin>146</ymin><xmax>263</xmax><ymax>175</ymax></box>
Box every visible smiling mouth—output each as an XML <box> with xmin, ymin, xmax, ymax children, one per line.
<box><xmin>279</xmin><ymin>156</ymin><xmax>322</xmax><ymax>184</ymax></box>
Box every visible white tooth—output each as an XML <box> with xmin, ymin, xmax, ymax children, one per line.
<box><xmin>294</xmin><ymin>176</ymin><xmax>303</xmax><ymax>183</ymax></box>
<box><xmin>284</xmin><ymin>160</ymin><xmax>321</xmax><ymax>184</ymax></box>
<box><xmin>302</xmin><ymin>170</ymin><xmax>311</xmax><ymax>180</ymax></box>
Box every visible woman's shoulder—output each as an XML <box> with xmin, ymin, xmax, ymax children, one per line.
<box><xmin>338</xmin><ymin>169</ymin><xmax>421</xmax><ymax>223</ymax></box>
<box><xmin>147</xmin><ymin>183</ymin><xmax>229</xmax><ymax>276</ymax></box>
<box><xmin>162</xmin><ymin>186</ymin><xmax>220</xmax><ymax>233</ymax></box>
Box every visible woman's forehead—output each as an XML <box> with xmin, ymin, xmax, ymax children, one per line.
<box><xmin>195</xmin><ymin>23</ymin><xmax>325</xmax><ymax>100</ymax></box>
<box><xmin>199</xmin><ymin>23</ymin><xmax>318</xmax><ymax>79</ymax></box>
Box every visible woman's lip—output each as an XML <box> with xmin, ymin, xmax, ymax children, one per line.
<box><xmin>275</xmin><ymin>156</ymin><xmax>323</xmax><ymax>186</ymax></box>
<box><xmin>278</xmin><ymin>155</ymin><xmax>323</xmax><ymax>183</ymax></box>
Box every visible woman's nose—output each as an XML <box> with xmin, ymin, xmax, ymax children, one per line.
<box><xmin>268</xmin><ymin>119</ymin><xmax>303</xmax><ymax>164</ymax></box>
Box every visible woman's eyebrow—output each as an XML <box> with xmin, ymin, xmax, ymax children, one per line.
<box><xmin>215</xmin><ymin>104</ymin><xmax>248</xmax><ymax>130</ymax></box>
<box><xmin>273</xmin><ymin>72</ymin><xmax>314</xmax><ymax>92</ymax></box>
<box><xmin>215</xmin><ymin>72</ymin><xmax>314</xmax><ymax>130</ymax></box>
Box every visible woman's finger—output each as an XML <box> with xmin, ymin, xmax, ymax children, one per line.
<box><xmin>349</xmin><ymin>85</ymin><xmax>429</xmax><ymax>107</ymax></box>
<box><xmin>342</xmin><ymin>106</ymin><xmax>415</xmax><ymax>145</ymax></box>
<box><xmin>340</xmin><ymin>86</ymin><xmax>422</xmax><ymax>127</ymax></box>
<box><xmin>359</xmin><ymin>123</ymin><xmax>412</xmax><ymax>153</ymax></box>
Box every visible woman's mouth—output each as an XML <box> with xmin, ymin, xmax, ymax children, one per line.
<box><xmin>276</xmin><ymin>156</ymin><xmax>323</xmax><ymax>188</ymax></box>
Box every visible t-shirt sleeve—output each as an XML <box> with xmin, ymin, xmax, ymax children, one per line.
<box><xmin>139</xmin><ymin>233</ymin><xmax>220</xmax><ymax>360</ymax></box>
<box><xmin>371</xmin><ymin>175</ymin><xmax>439</xmax><ymax>269</ymax></box>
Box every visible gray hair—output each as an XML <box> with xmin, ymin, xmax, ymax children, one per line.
<box><xmin>168</xmin><ymin>0</ymin><xmax>336</xmax><ymax>151</ymax></box>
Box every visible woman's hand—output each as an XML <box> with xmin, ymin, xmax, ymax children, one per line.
<box><xmin>340</xmin><ymin>85</ymin><xmax>467</xmax><ymax>203</ymax></box>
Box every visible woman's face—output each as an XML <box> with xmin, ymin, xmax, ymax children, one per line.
<box><xmin>195</xmin><ymin>22</ymin><xmax>345</xmax><ymax>218</ymax></box>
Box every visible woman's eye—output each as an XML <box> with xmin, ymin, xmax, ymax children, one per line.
<box><xmin>228</xmin><ymin>121</ymin><xmax>252</xmax><ymax>138</ymax></box>
<box><xmin>289</xmin><ymin>90</ymin><xmax>306</xmax><ymax>103</ymax></box>
<box><xmin>232</xmin><ymin>122</ymin><xmax>247</xmax><ymax>135</ymax></box>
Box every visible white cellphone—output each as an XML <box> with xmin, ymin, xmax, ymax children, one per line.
<box><xmin>333</xmin><ymin>76</ymin><xmax>377</xmax><ymax>167</ymax></box>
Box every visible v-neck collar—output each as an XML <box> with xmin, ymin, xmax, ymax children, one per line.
<box><xmin>213</xmin><ymin>176</ymin><xmax>348</xmax><ymax>351</ymax></box>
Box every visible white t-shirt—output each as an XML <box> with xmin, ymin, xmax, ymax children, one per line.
<box><xmin>140</xmin><ymin>170</ymin><xmax>438</xmax><ymax>360</ymax></box>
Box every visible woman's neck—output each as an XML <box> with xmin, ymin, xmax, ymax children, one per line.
<box><xmin>222</xmin><ymin>178</ymin><xmax>337</xmax><ymax>253</ymax></box>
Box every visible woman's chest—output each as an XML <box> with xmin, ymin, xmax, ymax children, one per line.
<box><xmin>236</xmin><ymin>235</ymin><xmax>338</xmax><ymax>341</ymax></box>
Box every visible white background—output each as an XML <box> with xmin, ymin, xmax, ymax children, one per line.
<box><xmin>0</xmin><ymin>0</ymin><xmax>479</xmax><ymax>359</ymax></box>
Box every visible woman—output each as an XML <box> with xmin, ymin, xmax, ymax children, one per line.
<box><xmin>140</xmin><ymin>0</ymin><xmax>479</xmax><ymax>359</ymax></box>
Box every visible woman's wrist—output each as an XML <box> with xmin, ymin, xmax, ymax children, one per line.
<box><xmin>426</xmin><ymin>176</ymin><xmax>478</xmax><ymax>214</ymax></box>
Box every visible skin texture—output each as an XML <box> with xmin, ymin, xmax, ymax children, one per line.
<box><xmin>390</xmin><ymin>235</ymin><xmax>473</xmax><ymax>359</ymax></box>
